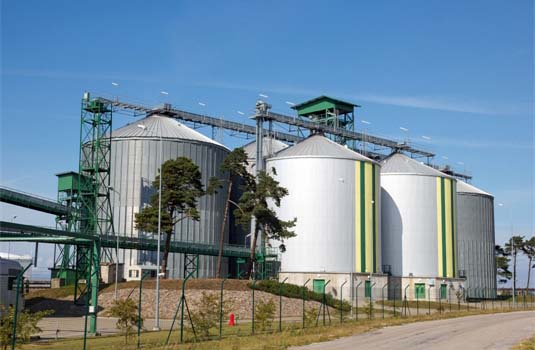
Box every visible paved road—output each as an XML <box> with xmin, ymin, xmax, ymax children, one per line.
<box><xmin>294</xmin><ymin>311</ymin><xmax>535</xmax><ymax>350</ymax></box>
<box><xmin>37</xmin><ymin>317</ymin><xmax>176</xmax><ymax>339</ymax></box>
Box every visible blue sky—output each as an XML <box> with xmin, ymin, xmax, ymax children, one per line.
<box><xmin>1</xmin><ymin>1</ymin><xmax>533</xmax><ymax>285</ymax></box>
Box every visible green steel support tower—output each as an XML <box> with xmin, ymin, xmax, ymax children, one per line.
<box><xmin>51</xmin><ymin>172</ymin><xmax>85</xmax><ymax>287</ymax></box>
<box><xmin>77</xmin><ymin>92</ymin><xmax>114</xmax><ymax>333</ymax></box>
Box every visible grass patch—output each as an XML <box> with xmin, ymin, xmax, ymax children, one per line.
<box><xmin>20</xmin><ymin>308</ymin><xmax>533</xmax><ymax>350</ymax></box>
<box><xmin>513</xmin><ymin>333</ymin><xmax>535</xmax><ymax>350</ymax></box>
<box><xmin>25</xmin><ymin>285</ymin><xmax>77</xmax><ymax>306</ymax></box>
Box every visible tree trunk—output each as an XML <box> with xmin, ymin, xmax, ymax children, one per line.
<box><xmin>527</xmin><ymin>257</ymin><xmax>533</xmax><ymax>294</ymax></box>
<box><xmin>216</xmin><ymin>180</ymin><xmax>232</xmax><ymax>278</ymax></box>
<box><xmin>246</xmin><ymin>222</ymin><xmax>260</xmax><ymax>279</ymax></box>
<box><xmin>161</xmin><ymin>232</ymin><xmax>172</xmax><ymax>279</ymax></box>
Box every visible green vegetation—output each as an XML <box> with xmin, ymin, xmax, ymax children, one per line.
<box><xmin>250</xmin><ymin>280</ymin><xmax>351</xmax><ymax>311</ymax></box>
<box><xmin>108</xmin><ymin>298</ymin><xmax>141</xmax><ymax>345</ymax></box>
<box><xmin>303</xmin><ymin>307</ymin><xmax>318</xmax><ymax>327</ymax></box>
<box><xmin>135</xmin><ymin>157</ymin><xmax>211</xmax><ymax>278</ymax></box>
<box><xmin>25</xmin><ymin>285</ymin><xmax>76</xmax><ymax>303</ymax></box>
<box><xmin>20</xmin><ymin>309</ymin><xmax>531</xmax><ymax>350</ymax></box>
<box><xmin>211</xmin><ymin>147</ymin><xmax>253</xmax><ymax>278</ymax></box>
<box><xmin>0</xmin><ymin>307</ymin><xmax>52</xmax><ymax>350</ymax></box>
<box><xmin>513</xmin><ymin>332</ymin><xmax>535</xmax><ymax>350</ymax></box>
<box><xmin>221</xmin><ymin>148</ymin><xmax>296</xmax><ymax>278</ymax></box>
<box><xmin>190</xmin><ymin>291</ymin><xmax>233</xmax><ymax>338</ymax></box>
<box><xmin>255</xmin><ymin>299</ymin><xmax>276</xmax><ymax>331</ymax></box>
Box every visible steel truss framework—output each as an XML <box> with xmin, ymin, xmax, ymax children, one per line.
<box><xmin>97</xmin><ymin>96</ymin><xmax>471</xmax><ymax>180</ymax></box>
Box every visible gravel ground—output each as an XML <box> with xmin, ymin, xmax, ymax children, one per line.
<box><xmin>98</xmin><ymin>288</ymin><xmax>332</xmax><ymax>320</ymax></box>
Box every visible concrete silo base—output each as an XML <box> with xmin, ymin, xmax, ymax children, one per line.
<box><xmin>279</xmin><ymin>272</ymin><xmax>389</xmax><ymax>305</ymax></box>
<box><xmin>387</xmin><ymin>275</ymin><xmax>466</xmax><ymax>302</ymax></box>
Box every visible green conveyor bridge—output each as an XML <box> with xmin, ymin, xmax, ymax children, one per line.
<box><xmin>0</xmin><ymin>186</ymin><xmax>70</xmax><ymax>217</ymax></box>
<box><xmin>0</xmin><ymin>221</ymin><xmax>251</xmax><ymax>258</ymax></box>
<box><xmin>0</xmin><ymin>186</ymin><xmax>253</xmax><ymax>258</ymax></box>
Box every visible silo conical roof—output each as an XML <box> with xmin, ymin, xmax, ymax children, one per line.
<box><xmin>270</xmin><ymin>134</ymin><xmax>376</xmax><ymax>162</ymax></box>
<box><xmin>457</xmin><ymin>180</ymin><xmax>493</xmax><ymax>197</ymax></box>
<box><xmin>112</xmin><ymin>115</ymin><xmax>228</xmax><ymax>149</ymax></box>
<box><xmin>242</xmin><ymin>137</ymin><xmax>289</xmax><ymax>159</ymax></box>
<box><xmin>381</xmin><ymin>152</ymin><xmax>453</xmax><ymax>178</ymax></box>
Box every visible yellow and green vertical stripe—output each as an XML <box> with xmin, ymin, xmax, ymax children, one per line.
<box><xmin>436</xmin><ymin>177</ymin><xmax>456</xmax><ymax>278</ymax></box>
<box><xmin>355</xmin><ymin>161</ymin><xmax>379</xmax><ymax>273</ymax></box>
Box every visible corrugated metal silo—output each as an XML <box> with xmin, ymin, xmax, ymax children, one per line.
<box><xmin>456</xmin><ymin>181</ymin><xmax>496</xmax><ymax>297</ymax></box>
<box><xmin>381</xmin><ymin>153</ymin><xmax>457</xmax><ymax>278</ymax></box>
<box><xmin>266</xmin><ymin>134</ymin><xmax>381</xmax><ymax>274</ymax></box>
<box><xmin>242</xmin><ymin>137</ymin><xmax>288</xmax><ymax>174</ymax></box>
<box><xmin>110</xmin><ymin>114</ymin><xmax>230</xmax><ymax>279</ymax></box>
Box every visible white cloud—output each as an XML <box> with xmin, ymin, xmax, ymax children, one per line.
<box><xmin>194</xmin><ymin>80</ymin><xmax>531</xmax><ymax>117</ymax></box>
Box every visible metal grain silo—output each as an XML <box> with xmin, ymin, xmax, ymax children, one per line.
<box><xmin>381</xmin><ymin>153</ymin><xmax>457</xmax><ymax>279</ymax></box>
<box><xmin>110</xmin><ymin>114</ymin><xmax>229</xmax><ymax>279</ymax></box>
<box><xmin>456</xmin><ymin>181</ymin><xmax>496</xmax><ymax>298</ymax></box>
<box><xmin>242</xmin><ymin>137</ymin><xmax>288</xmax><ymax>174</ymax></box>
<box><xmin>266</xmin><ymin>134</ymin><xmax>381</xmax><ymax>274</ymax></box>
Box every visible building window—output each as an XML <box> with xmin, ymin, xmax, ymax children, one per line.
<box><xmin>7</xmin><ymin>277</ymin><xmax>16</xmax><ymax>291</ymax></box>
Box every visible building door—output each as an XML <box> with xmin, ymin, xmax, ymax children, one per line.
<box><xmin>440</xmin><ymin>284</ymin><xmax>447</xmax><ymax>299</ymax></box>
<box><xmin>313</xmin><ymin>279</ymin><xmax>325</xmax><ymax>294</ymax></box>
<box><xmin>415</xmin><ymin>283</ymin><xmax>425</xmax><ymax>299</ymax></box>
<box><xmin>365</xmin><ymin>280</ymin><xmax>371</xmax><ymax>298</ymax></box>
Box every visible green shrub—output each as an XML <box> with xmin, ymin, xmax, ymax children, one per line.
<box><xmin>191</xmin><ymin>291</ymin><xmax>234</xmax><ymax>338</ymax></box>
<box><xmin>0</xmin><ymin>306</ymin><xmax>53</xmax><ymax>350</ymax></box>
<box><xmin>249</xmin><ymin>280</ymin><xmax>351</xmax><ymax>311</ymax></box>
<box><xmin>304</xmin><ymin>307</ymin><xmax>318</xmax><ymax>328</ymax></box>
<box><xmin>255</xmin><ymin>299</ymin><xmax>275</xmax><ymax>332</ymax></box>
<box><xmin>108</xmin><ymin>298</ymin><xmax>140</xmax><ymax>345</ymax></box>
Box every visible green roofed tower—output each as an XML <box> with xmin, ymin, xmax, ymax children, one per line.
<box><xmin>292</xmin><ymin>95</ymin><xmax>359</xmax><ymax>146</ymax></box>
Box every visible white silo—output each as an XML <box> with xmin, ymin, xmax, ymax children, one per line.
<box><xmin>110</xmin><ymin>114</ymin><xmax>230</xmax><ymax>279</ymax></box>
<box><xmin>381</xmin><ymin>153</ymin><xmax>458</xmax><ymax>279</ymax></box>
<box><xmin>456</xmin><ymin>181</ymin><xmax>496</xmax><ymax>298</ymax></box>
<box><xmin>381</xmin><ymin>153</ymin><xmax>465</xmax><ymax>301</ymax></box>
<box><xmin>242</xmin><ymin>137</ymin><xmax>288</xmax><ymax>174</ymax></box>
<box><xmin>266</xmin><ymin>135</ymin><xmax>381</xmax><ymax>277</ymax></box>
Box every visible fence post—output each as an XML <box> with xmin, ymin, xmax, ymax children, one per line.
<box><xmin>428</xmin><ymin>285</ymin><xmax>432</xmax><ymax>315</ymax></box>
<box><xmin>355</xmin><ymin>281</ymin><xmax>362</xmax><ymax>321</ymax></box>
<box><xmin>403</xmin><ymin>285</ymin><xmax>409</xmax><ymax>318</ymax></box>
<box><xmin>83</xmin><ymin>254</ymin><xmax>92</xmax><ymax>350</ymax></box>
<box><xmin>251</xmin><ymin>279</ymin><xmax>257</xmax><ymax>335</ymax></box>
<box><xmin>11</xmin><ymin>263</ymin><xmax>31</xmax><ymax>350</ymax></box>
<box><xmin>137</xmin><ymin>271</ymin><xmax>150</xmax><ymax>349</ymax></box>
<box><xmin>416</xmin><ymin>287</ymin><xmax>419</xmax><ymax>316</ymax></box>
<box><xmin>449</xmin><ymin>287</ymin><xmax>452</xmax><ymax>312</ymax></box>
<box><xmin>439</xmin><ymin>287</ymin><xmax>442</xmax><ymax>314</ymax></box>
<box><xmin>382</xmin><ymin>282</ymin><xmax>388</xmax><ymax>319</ymax></box>
<box><xmin>279</xmin><ymin>277</ymin><xmax>288</xmax><ymax>332</ymax></box>
<box><xmin>393</xmin><ymin>284</ymin><xmax>398</xmax><ymax>317</ymax></box>
<box><xmin>369</xmin><ymin>282</ymin><xmax>376</xmax><ymax>320</ymax></box>
<box><xmin>465</xmin><ymin>288</ymin><xmax>468</xmax><ymax>311</ymax></box>
<box><xmin>219</xmin><ymin>276</ymin><xmax>229</xmax><ymax>338</ymax></box>
<box><xmin>340</xmin><ymin>280</ymin><xmax>347</xmax><ymax>323</ymax></box>
<box><xmin>302</xmin><ymin>279</ymin><xmax>310</xmax><ymax>329</ymax></box>
<box><xmin>322</xmin><ymin>280</ymin><xmax>331</xmax><ymax>326</ymax></box>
